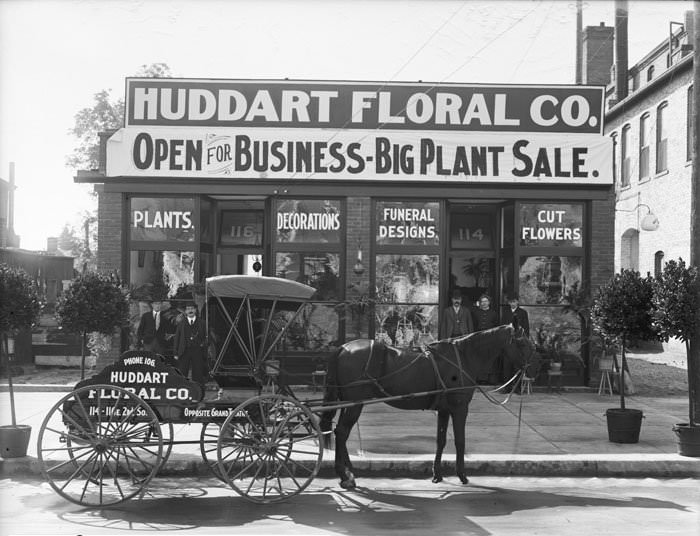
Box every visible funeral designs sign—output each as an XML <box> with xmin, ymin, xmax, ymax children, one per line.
<box><xmin>106</xmin><ymin>79</ymin><xmax>612</xmax><ymax>184</ymax></box>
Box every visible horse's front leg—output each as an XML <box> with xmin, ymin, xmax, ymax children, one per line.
<box><xmin>452</xmin><ymin>408</ymin><xmax>469</xmax><ymax>484</ymax></box>
<box><xmin>432</xmin><ymin>409</ymin><xmax>449</xmax><ymax>483</ymax></box>
<box><xmin>334</xmin><ymin>405</ymin><xmax>362</xmax><ymax>489</ymax></box>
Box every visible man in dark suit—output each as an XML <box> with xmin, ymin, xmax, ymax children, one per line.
<box><xmin>136</xmin><ymin>300</ymin><xmax>172</xmax><ymax>355</ymax></box>
<box><xmin>504</xmin><ymin>293</ymin><xmax>531</xmax><ymax>391</ymax></box>
<box><xmin>173</xmin><ymin>301</ymin><xmax>208</xmax><ymax>389</ymax></box>
<box><xmin>440</xmin><ymin>289</ymin><xmax>474</xmax><ymax>339</ymax></box>
<box><xmin>472</xmin><ymin>293</ymin><xmax>500</xmax><ymax>384</ymax></box>
<box><xmin>506</xmin><ymin>293</ymin><xmax>530</xmax><ymax>337</ymax></box>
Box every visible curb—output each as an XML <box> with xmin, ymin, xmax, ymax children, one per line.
<box><xmin>3</xmin><ymin>453</ymin><xmax>699</xmax><ymax>480</ymax></box>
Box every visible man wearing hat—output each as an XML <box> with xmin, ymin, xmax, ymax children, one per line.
<box><xmin>136</xmin><ymin>300</ymin><xmax>172</xmax><ymax>355</ymax></box>
<box><xmin>439</xmin><ymin>289</ymin><xmax>474</xmax><ymax>339</ymax></box>
<box><xmin>505</xmin><ymin>292</ymin><xmax>530</xmax><ymax>337</ymax></box>
<box><xmin>173</xmin><ymin>301</ymin><xmax>208</xmax><ymax>389</ymax></box>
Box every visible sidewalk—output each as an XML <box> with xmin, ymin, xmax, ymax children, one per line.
<box><xmin>1</xmin><ymin>384</ymin><xmax>699</xmax><ymax>479</ymax></box>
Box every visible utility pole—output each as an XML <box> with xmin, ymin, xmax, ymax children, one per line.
<box><xmin>689</xmin><ymin>0</ymin><xmax>700</xmax><ymax>425</ymax></box>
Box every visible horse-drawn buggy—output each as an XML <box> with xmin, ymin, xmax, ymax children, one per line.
<box><xmin>37</xmin><ymin>275</ymin><xmax>535</xmax><ymax>507</ymax></box>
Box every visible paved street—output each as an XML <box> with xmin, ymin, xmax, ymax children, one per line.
<box><xmin>1</xmin><ymin>475</ymin><xmax>698</xmax><ymax>535</ymax></box>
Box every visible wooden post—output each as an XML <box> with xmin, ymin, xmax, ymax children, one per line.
<box><xmin>689</xmin><ymin>1</ymin><xmax>700</xmax><ymax>426</ymax></box>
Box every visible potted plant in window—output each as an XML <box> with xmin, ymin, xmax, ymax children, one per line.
<box><xmin>0</xmin><ymin>263</ymin><xmax>41</xmax><ymax>458</ymax></box>
<box><xmin>652</xmin><ymin>258</ymin><xmax>700</xmax><ymax>457</ymax></box>
<box><xmin>591</xmin><ymin>269</ymin><xmax>659</xmax><ymax>443</ymax></box>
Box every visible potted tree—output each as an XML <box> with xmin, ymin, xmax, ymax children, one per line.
<box><xmin>0</xmin><ymin>263</ymin><xmax>41</xmax><ymax>458</ymax></box>
<box><xmin>56</xmin><ymin>272</ymin><xmax>130</xmax><ymax>379</ymax></box>
<box><xmin>591</xmin><ymin>269</ymin><xmax>659</xmax><ymax>443</ymax></box>
<box><xmin>652</xmin><ymin>258</ymin><xmax>700</xmax><ymax>457</ymax></box>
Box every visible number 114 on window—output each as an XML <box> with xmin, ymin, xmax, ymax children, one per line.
<box><xmin>458</xmin><ymin>228</ymin><xmax>484</xmax><ymax>241</ymax></box>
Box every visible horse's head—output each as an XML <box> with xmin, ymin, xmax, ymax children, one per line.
<box><xmin>431</xmin><ymin>325</ymin><xmax>535</xmax><ymax>377</ymax></box>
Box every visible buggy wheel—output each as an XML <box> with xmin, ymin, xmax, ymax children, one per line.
<box><xmin>217</xmin><ymin>394</ymin><xmax>323</xmax><ymax>503</ymax></box>
<box><xmin>37</xmin><ymin>384</ymin><xmax>164</xmax><ymax>507</ymax></box>
<box><xmin>199</xmin><ymin>423</ymin><xmax>226</xmax><ymax>481</ymax></box>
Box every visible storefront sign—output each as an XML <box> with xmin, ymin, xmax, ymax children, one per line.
<box><xmin>131</xmin><ymin>197</ymin><xmax>195</xmax><ymax>242</ymax></box>
<box><xmin>275</xmin><ymin>199</ymin><xmax>341</xmax><ymax>243</ymax></box>
<box><xmin>519</xmin><ymin>203</ymin><xmax>583</xmax><ymax>247</ymax></box>
<box><xmin>376</xmin><ymin>201</ymin><xmax>439</xmax><ymax>245</ymax></box>
<box><xmin>106</xmin><ymin>79</ymin><xmax>612</xmax><ymax>184</ymax></box>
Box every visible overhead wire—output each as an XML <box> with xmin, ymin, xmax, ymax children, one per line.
<box><xmin>273</xmin><ymin>0</ymin><xmax>544</xmax><ymax>189</ymax></box>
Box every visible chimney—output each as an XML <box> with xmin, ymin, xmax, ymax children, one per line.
<box><xmin>582</xmin><ymin>22</ymin><xmax>614</xmax><ymax>85</ymax></box>
<box><xmin>685</xmin><ymin>10</ymin><xmax>695</xmax><ymax>44</ymax></box>
<box><xmin>615</xmin><ymin>0</ymin><xmax>629</xmax><ymax>102</ymax></box>
<box><xmin>47</xmin><ymin>237</ymin><xmax>58</xmax><ymax>254</ymax></box>
<box><xmin>575</xmin><ymin>0</ymin><xmax>583</xmax><ymax>84</ymax></box>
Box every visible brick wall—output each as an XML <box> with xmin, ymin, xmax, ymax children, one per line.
<box><xmin>344</xmin><ymin>197</ymin><xmax>371</xmax><ymax>340</ymax></box>
<box><xmin>97</xmin><ymin>188</ymin><xmax>124</xmax><ymax>365</ymax></box>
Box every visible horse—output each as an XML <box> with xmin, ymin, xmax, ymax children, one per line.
<box><xmin>319</xmin><ymin>323</ymin><xmax>534</xmax><ymax>489</ymax></box>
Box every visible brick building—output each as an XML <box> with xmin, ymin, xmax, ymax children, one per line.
<box><xmin>78</xmin><ymin>79</ymin><xmax>615</xmax><ymax>385</ymax></box>
<box><xmin>601</xmin><ymin>10</ymin><xmax>694</xmax><ymax>275</ymax></box>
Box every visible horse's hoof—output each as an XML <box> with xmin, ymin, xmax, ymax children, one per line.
<box><xmin>458</xmin><ymin>473</ymin><xmax>469</xmax><ymax>485</ymax></box>
<box><xmin>432</xmin><ymin>475</ymin><xmax>443</xmax><ymax>484</ymax></box>
<box><xmin>340</xmin><ymin>470</ymin><xmax>356</xmax><ymax>489</ymax></box>
<box><xmin>340</xmin><ymin>478</ymin><xmax>356</xmax><ymax>489</ymax></box>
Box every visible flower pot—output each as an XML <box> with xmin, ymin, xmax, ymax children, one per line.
<box><xmin>672</xmin><ymin>423</ymin><xmax>700</xmax><ymax>457</ymax></box>
<box><xmin>0</xmin><ymin>424</ymin><xmax>32</xmax><ymax>458</ymax></box>
<box><xmin>549</xmin><ymin>362</ymin><xmax>562</xmax><ymax>372</ymax></box>
<box><xmin>605</xmin><ymin>408</ymin><xmax>643</xmax><ymax>443</ymax></box>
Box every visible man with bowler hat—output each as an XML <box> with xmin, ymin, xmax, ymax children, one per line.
<box><xmin>173</xmin><ymin>301</ymin><xmax>207</xmax><ymax>390</ymax></box>
<box><xmin>440</xmin><ymin>289</ymin><xmax>474</xmax><ymax>339</ymax></box>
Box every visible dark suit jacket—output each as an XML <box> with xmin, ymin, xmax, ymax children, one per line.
<box><xmin>440</xmin><ymin>306</ymin><xmax>474</xmax><ymax>339</ymax></box>
<box><xmin>136</xmin><ymin>311</ymin><xmax>172</xmax><ymax>350</ymax></box>
<box><xmin>173</xmin><ymin>316</ymin><xmax>206</xmax><ymax>357</ymax></box>
<box><xmin>507</xmin><ymin>307</ymin><xmax>530</xmax><ymax>337</ymax></box>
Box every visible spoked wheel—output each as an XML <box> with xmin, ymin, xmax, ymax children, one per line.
<box><xmin>217</xmin><ymin>394</ymin><xmax>323</xmax><ymax>503</ymax></box>
<box><xmin>200</xmin><ymin>422</ymin><xmax>226</xmax><ymax>481</ymax></box>
<box><xmin>37</xmin><ymin>384</ymin><xmax>165</xmax><ymax>507</ymax></box>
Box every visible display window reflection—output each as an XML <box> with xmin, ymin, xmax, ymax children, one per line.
<box><xmin>130</xmin><ymin>198</ymin><xmax>195</xmax><ymax>242</ymax></box>
<box><xmin>275</xmin><ymin>252</ymin><xmax>341</xmax><ymax>300</ymax></box>
<box><xmin>375</xmin><ymin>254</ymin><xmax>439</xmax><ymax>348</ymax></box>
<box><xmin>518</xmin><ymin>256</ymin><xmax>582</xmax><ymax>305</ymax></box>
<box><xmin>529</xmin><ymin>306</ymin><xmax>584</xmax><ymax>371</ymax></box>
<box><xmin>449</xmin><ymin>253</ymin><xmax>495</xmax><ymax>307</ymax></box>
<box><xmin>519</xmin><ymin>203</ymin><xmax>583</xmax><ymax>248</ymax></box>
<box><xmin>274</xmin><ymin>252</ymin><xmax>340</xmax><ymax>351</ymax></box>
<box><xmin>128</xmin><ymin>250</ymin><xmax>195</xmax><ymax>355</ymax></box>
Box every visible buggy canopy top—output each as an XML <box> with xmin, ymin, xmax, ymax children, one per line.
<box><xmin>205</xmin><ymin>275</ymin><xmax>316</xmax><ymax>301</ymax></box>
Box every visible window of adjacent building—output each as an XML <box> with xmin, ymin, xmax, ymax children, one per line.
<box><xmin>654</xmin><ymin>251</ymin><xmax>665</xmax><ymax>277</ymax></box>
<box><xmin>374</xmin><ymin>200</ymin><xmax>440</xmax><ymax>349</ymax></box>
<box><xmin>646</xmin><ymin>65</ymin><xmax>654</xmax><ymax>82</ymax></box>
<box><xmin>656</xmin><ymin>102</ymin><xmax>668</xmax><ymax>173</ymax></box>
<box><xmin>689</xmin><ymin>85</ymin><xmax>694</xmax><ymax>162</ymax></box>
<box><xmin>621</xmin><ymin>125</ymin><xmax>631</xmax><ymax>187</ymax></box>
<box><xmin>639</xmin><ymin>113</ymin><xmax>650</xmax><ymax>180</ymax></box>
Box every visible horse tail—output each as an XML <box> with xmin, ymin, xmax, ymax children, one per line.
<box><xmin>319</xmin><ymin>344</ymin><xmax>343</xmax><ymax>446</ymax></box>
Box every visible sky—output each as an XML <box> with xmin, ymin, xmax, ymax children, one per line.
<box><xmin>0</xmin><ymin>0</ymin><xmax>694</xmax><ymax>250</ymax></box>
